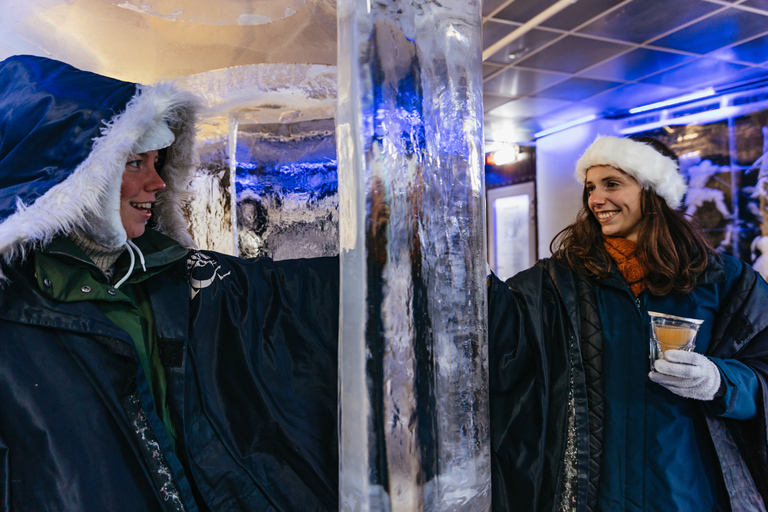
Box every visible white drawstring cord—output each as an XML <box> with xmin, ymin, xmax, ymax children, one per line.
<box><xmin>113</xmin><ymin>241</ymin><xmax>146</xmax><ymax>289</ymax></box>
<box><xmin>127</xmin><ymin>240</ymin><xmax>146</xmax><ymax>272</ymax></box>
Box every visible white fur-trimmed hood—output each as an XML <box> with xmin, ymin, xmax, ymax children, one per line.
<box><xmin>575</xmin><ymin>136</ymin><xmax>687</xmax><ymax>209</ymax></box>
<box><xmin>0</xmin><ymin>61</ymin><xmax>200</xmax><ymax>280</ymax></box>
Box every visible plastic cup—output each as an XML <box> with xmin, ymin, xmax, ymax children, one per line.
<box><xmin>649</xmin><ymin>311</ymin><xmax>704</xmax><ymax>369</ymax></box>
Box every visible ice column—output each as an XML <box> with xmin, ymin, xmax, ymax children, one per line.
<box><xmin>336</xmin><ymin>0</ymin><xmax>489</xmax><ymax>510</ymax></box>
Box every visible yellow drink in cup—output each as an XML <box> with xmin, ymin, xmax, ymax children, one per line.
<box><xmin>654</xmin><ymin>325</ymin><xmax>697</xmax><ymax>352</ymax></box>
<box><xmin>649</xmin><ymin>312</ymin><xmax>704</xmax><ymax>368</ymax></box>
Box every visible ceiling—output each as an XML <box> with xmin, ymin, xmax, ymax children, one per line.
<box><xmin>0</xmin><ymin>0</ymin><xmax>337</xmax><ymax>83</ymax></box>
<box><xmin>482</xmin><ymin>0</ymin><xmax>768</xmax><ymax>143</ymax></box>
<box><xmin>2</xmin><ymin>0</ymin><xmax>767</xmax><ymax>146</ymax></box>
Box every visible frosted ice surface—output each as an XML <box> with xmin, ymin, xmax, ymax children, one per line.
<box><xmin>337</xmin><ymin>0</ymin><xmax>489</xmax><ymax>510</ymax></box>
<box><xmin>179</xmin><ymin>63</ymin><xmax>336</xmax><ymax>118</ymax></box>
<box><xmin>179</xmin><ymin>63</ymin><xmax>338</xmax><ymax>259</ymax></box>
<box><xmin>237</xmin><ymin>14</ymin><xmax>275</xmax><ymax>25</ymax></box>
<box><xmin>107</xmin><ymin>0</ymin><xmax>308</xmax><ymax>25</ymax></box>
<box><xmin>235</xmin><ymin>119</ymin><xmax>338</xmax><ymax>260</ymax></box>
<box><xmin>186</xmin><ymin>135</ymin><xmax>236</xmax><ymax>254</ymax></box>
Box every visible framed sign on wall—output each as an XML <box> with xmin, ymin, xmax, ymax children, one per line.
<box><xmin>487</xmin><ymin>181</ymin><xmax>537</xmax><ymax>281</ymax></box>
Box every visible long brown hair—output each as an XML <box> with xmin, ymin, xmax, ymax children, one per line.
<box><xmin>551</xmin><ymin>145</ymin><xmax>714</xmax><ymax>296</ymax></box>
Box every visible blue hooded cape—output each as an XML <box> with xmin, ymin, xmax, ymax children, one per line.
<box><xmin>0</xmin><ymin>55</ymin><xmax>198</xmax><ymax>277</ymax></box>
<box><xmin>0</xmin><ymin>55</ymin><xmax>341</xmax><ymax>511</ymax></box>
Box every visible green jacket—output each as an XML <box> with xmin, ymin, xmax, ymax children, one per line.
<box><xmin>35</xmin><ymin>230</ymin><xmax>189</xmax><ymax>446</ymax></box>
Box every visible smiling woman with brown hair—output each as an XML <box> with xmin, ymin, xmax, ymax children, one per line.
<box><xmin>489</xmin><ymin>136</ymin><xmax>768</xmax><ymax>512</ymax></box>
<box><xmin>553</xmin><ymin>136</ymin><xmax>714</xmax><ymax>296</ymax></box>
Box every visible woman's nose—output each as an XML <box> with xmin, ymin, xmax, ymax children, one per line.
<box><xmin>146</xmin><ymin>164</ymin><xmax>166</xmax><ymax>192</ymax></box>
<box><xmin>589</xmin><ymin>190</ymin><xmax>604</xmax><ymax>207</ymax></box>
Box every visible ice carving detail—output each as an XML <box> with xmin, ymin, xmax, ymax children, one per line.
<box><xmin>337</xmin><ymin>0</ymin><xmax>490</xmax><ymax>510</ymax></box>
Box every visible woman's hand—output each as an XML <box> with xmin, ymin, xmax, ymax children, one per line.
<box><xmin>649</xmin><ymin>350</ymin><xmax>723</xmax><ymax>401</ymax></box>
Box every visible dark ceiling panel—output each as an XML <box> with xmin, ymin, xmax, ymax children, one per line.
<box><xmin>483</xmin><ymin>67</ymin><xmax>568</xmax><ymax>97</ymax></box>
<box><xmin>722</xmin><ymin>66</ymin><xmax>768</xmax><ymax>88</ymax></box>
<box><xmin>580</xmin><ymin>82</ymin><xmax>683</xmax><ymax>114</ymax></box>
<box><xmin>710</xmin><ymin>34</ymin><xmax>768</xmax><ymax>64</ymax></box>
<box><xmin>652</xmin><ymin>8</ymin><xmax>768</xmax><ymax>54</ymax></box>
<box><xmin>505</xmin><ymin>117</ymin><xmax>542</xmax><ymax>134</ymax></box>
<box><xmin>483</xmin><ymin>20</ymin><xmax>513</xmax><ymax>50</ymax></box>
<box><xmin>742</xmin><ymin>0</ymin><xmax>768</xmax><ymax>9</ymax></box>
<box><xmin>484</xmin><ymin>63</ymin><xmax>505</xmax><ymax>78</ymax></box>
<box><xmin>539</xmin><ymin>0</ymin><xmax>627</xmax><ymax>31</ymax></box>
<box><xmin>482</xmin><ymin>0</ymin><xmax>510</xmax><ymax>17</ymax></box>
<box><xmin>494</xmin><ymin>0</ymin><xmax>557</xmax><ymax>24</ymax></box>
<box><xmin>533</xmin><ymin>77</ymin><xmax>623</xmax><ymax>101</ymax></box>
<box><xmin>577</xmin><ymin>0</ymin><xmax>720</xmax><ymax>43</ymax></box>
<box><xmin>533</xmin><ymin>102</ymin><xmax>602</xmax><ymax>130</ymax></box>
<box><xmin>483</xmin><ymin>22</ymin><xmax>562</xmax><ymax>64</ymax></box>
<box><xmin>483</xmin><ymin>94</ymin><xmax>513</xmax><ymax>113</ymax></box>
<box><xmin>515</xmin><ymin>36</ymin><xmax>631</xmax><ymax>74</ymax></box>
<box><xmin>640</xmin><ymin>58</ymin><xmax>747</xmax><ymax>88</ymax></box>
<box><xmin>488</xmin><ymin>96</ymin><xmax>575</xmax><ymax>120</ymax></box>
<box><xmin>581</xmin><ymin>48</ymin><xmax>695</xmax><ymax>81</ymax></box>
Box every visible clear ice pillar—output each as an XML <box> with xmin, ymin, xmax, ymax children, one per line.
<box><xmin>336</xmin><ymin>0</ymin><xmax>489</xmax><ymax>510</ymax></box>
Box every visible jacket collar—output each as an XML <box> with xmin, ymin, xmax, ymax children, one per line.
<box><xmin>696</xmin><ymin>253</ymin><xmax>726</xmax><ymax>285</ymax></box>
<box><xmin>0</xmin><ymin>259</ymin><xmax>129</xmax><ymax>339</ymax></box>
<box><xmin>0</xmin><ymin>229</ymin><xmax>188</xmax><ymax>336</ymax></box>
<box><xmin>35</xmin><ymin>229</ymin><xmax>188</xmax><ymax>299</ymax></box>
<box><xmin>600</xmin><ymin>251</ymin><xmax>725</xmax><ymax>292</ymax></box>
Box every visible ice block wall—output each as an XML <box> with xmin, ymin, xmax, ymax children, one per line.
<box><xmin>336</xmin><ymin>0</ymin><xmax>489</xmax><ymax>510</ymax></box>
<box><xmin>180</xmin><ymin>64</ymin><xmax>338</xmax><ymax>259</ymax></box>
<box><xmin>184</xmin><ymin>132</ymin><xmax>235</xmax><ymax>255</ymax></box>
<box><xmin>234</xmin><ymin>117</ymin><xmax>338</xmax><ymax>260</ymax></box>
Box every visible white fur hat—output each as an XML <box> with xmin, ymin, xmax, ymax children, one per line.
<box><xmin>575</xmin><ymin>136</ymin><xmax>687</xmax><ymax>209</ymax></box>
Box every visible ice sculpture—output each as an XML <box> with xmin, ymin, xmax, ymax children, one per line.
<box><xmin>749</xmin><ymin>126</ymin><xmax>768</xmax><ymax>279</ymax></box>
<box><xmin>179</xmin><ymin>64</ymin><xmax>338</xmax><ymax>258</ymax></box>
<box><xmin>336</xmin><ymin>0</ymin><xmax>489</xmax><ymax>510</ymax></box>
<box><xmin>234</xmin><ymin>118</ymin><xmax>338</xmax><ymax>260</ymax></box>
<box><xmin>683</xmin><ymin>156</ymin><xmax>733</xmax><ymax>220</ymax></box>
<box><xmin>184</xmin><ymin>134</ymin><xmax>236</xmax><ymax>254</ymax></box>
<box><xmin>680</xmin><ymin>152</ymin><xmax>734</xmax><ymax>252</ymax></box>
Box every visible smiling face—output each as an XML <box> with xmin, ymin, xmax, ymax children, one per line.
<box><xmin>585</xmin><ymin>165</ymin><xmax>644</xmax><ymax>242</ymax></box>
<box><xmin>120</xmin><ymin>150</ymin><xmax>165</xmax><ymax>240</ymax></box>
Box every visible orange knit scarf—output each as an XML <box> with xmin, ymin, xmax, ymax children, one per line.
<box><xmin>603</xmin><ymin>236</ymin><xmax>648</xmax><ymax>297</ymax></box>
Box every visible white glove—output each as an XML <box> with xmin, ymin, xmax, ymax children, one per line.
<box><xmin>649</xmin><ymin>350</ymin><xmax>722</xmax><ymax>401</ymax></box>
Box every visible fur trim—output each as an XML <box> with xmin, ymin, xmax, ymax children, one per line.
<box><xmin>134</xmin><ymin>118</ymin><xmax>175</xmax><ymax>154</ymax></box>
<box><xmin>575</xmin><ymin>136</ymin><xmax>687</xmax><ymax>209</ymax></box>
<box><xmin>0</xmin><ymin>81</ymin><xmax>199</xmax><ymax>280</ymax></box>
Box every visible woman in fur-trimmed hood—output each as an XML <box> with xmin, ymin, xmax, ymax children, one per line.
<box><xmin>0</xmin><ymin>55</ymin><xmax>340</xmax><ymax>511</ymax></box>
<box><xmin>0</xmin><ymin>54</ymin><xmax>197</xmax><ymax>272</ymax></box>
<box><xmin>488</xmin><ymin>135</ymin><xmax>768</xmax><ymax>512</ymax></box>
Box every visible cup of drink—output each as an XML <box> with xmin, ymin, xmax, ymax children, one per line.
<box><xmin>648</xmin><ymin>311</ymin><xmax>704</xmax><ymax>369</ymax></box>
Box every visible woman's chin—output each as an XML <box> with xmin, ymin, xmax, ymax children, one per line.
<box><xmin>123</xmin><ymin>223</ymin><xmax>147</xmax><ymax>240</ymax></box>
